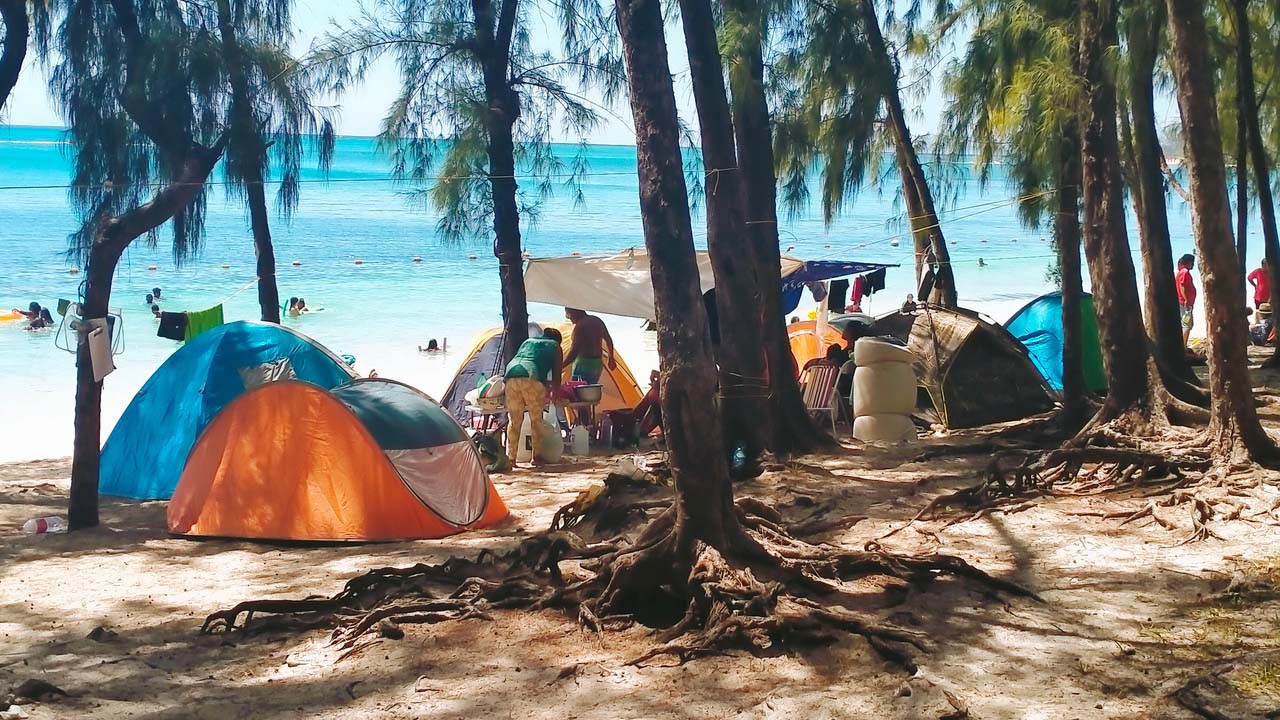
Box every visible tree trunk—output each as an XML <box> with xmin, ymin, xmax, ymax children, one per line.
<box><xmin>216</xmin><ymin>0</ymin><xmax>280</xmax><ymax>324</ymax></box>
<box><xmin>474</xmin><ymin>0</ymin><xmax>529</xmax><ymax>363</ymax></box>
<box><xmin>1056</xmin><ymin>124</ymin><xmax>1087</xmax><ymax>429</ymax></box>
<box><xmin>1230</xmin><ymin>0</ymin><xmax>1280</xmax><ymax>368</ymax></box>
<box><xmin>860</xmin><ymin>0</ymin><xmax>956</xmax><ymax>307</ymax></box>
<box><xmin>1166</xmin><ymin>0</ymin><xmax>1274</xmax><ymax>463</ymax></box>
<box><xmin>605</xmin><ymin>0</ymin><xmax>738</xmax><ymax>607</ymax></box>
<box><xmin>678</xmin><ymin>0</ymin><xmax>771</xmax><ymax>461</ymax></box>
<box><xmin>895</xmin><ymin>142</ymin><xmax>929</xmax><ymax>287</ymax></box>
<box><xmin>0</xmin><ymin>0</ymin><xmax>26</xmax><ymax>112</ymax></box>
<box><xmin>69</xmin><ymin>142</ymin><xmax>228</xmax><ymax>530</ymax></box>
<box><xmin>723</xmin><ymin>0</ymin><xmax>824</xmax><ymax>455</ymax></box>
<box><xmin>1128</xmin><ymin>2</ymin><xmax>1191</xmax><ymax>381</ymax></box>
<box><xmin>1077</xmin><ymin>0</ymin><xmax>1165</xmax><ymax>428</ymax></box>
<box><xmin>0</xmin><ymin>0</ymin><xmax>26</xmax><ymax>110</ymax></box>
<box><xmin>1236</xmin><ymin>104</ymin><xmax>1248</xmax><ymax>300</ymax></box>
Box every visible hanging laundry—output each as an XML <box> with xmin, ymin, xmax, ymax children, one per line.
<box><xmin>864</xmin><ymin>267</ymin><xmax>887</xmax><ymax>296</ymax></box>
<box><xmin>848</xmin><ymin>275</ymin><xmax>866</xmax><ymax>312</ymax></box>
<box><xmin>828</xmin><ymin>279</ymin><xmax>849</xmax><ymax>313</ymax></box>
<box><xmin>157</xmin><ymin>311</ymin><xmax>188</xmax><ymax>341</ymax></box>
<box><xmin>807</xmin><ymin>281</ymin><xmax>828</xmax><ymax>303</ymax></box>
<box><xmin>183</xmin><ymin>304</ymin><xmax>224</xmax><ymax>342</ymax></box>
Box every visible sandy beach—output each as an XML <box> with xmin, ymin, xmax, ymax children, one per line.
<box><xmin>7</xmin><ymin>396</ymin><xmax>1280</xmax><ymax>719</ymax></box>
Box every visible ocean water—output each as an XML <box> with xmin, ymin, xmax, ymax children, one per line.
<box><xmin>0</xmin><ymin>124</ymin><xmax>1242</xmax><ymax>462</ymax></box>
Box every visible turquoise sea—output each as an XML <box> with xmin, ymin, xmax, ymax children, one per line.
<box><xmin>0</xmin><ymin>124</ymin><xmax>1239</xmax><ymax>462</ymax></box>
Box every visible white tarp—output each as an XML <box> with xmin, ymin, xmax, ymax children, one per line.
<box><xmin>524</xmin><ymin>249</ymin><xmax>806</xmax><ymax>322</ymax></box>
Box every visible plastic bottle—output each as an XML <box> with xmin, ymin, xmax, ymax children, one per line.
<box><xmin>600</xmin><ymin>414</ymin><xmax>614</xmax><ymax>449</ymax></box>
<box><xmin>515</xmin><ymin>413</ymin><xmax>535</xmax><ymax>464</ymax></box>
<box><xmin>570</xmin><ymin>425</ymin><xmax>590</xmax><ymax>456</ymax></box>
<box><xmin>21</xmin><ymin>516</ymin><xmax>67</xmax><ymax>534</ymax></box>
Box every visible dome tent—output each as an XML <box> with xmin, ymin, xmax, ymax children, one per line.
<box><xmin>1004</xmin><ymin>291</ymin><xmax>1107</xmax><ymax>394</ymax></box>
<box><xmin>441</xmin><ymin>324</ymin><xmax>644</xmax><ymax>425</ymax></box>
<box><xmin>169</xmin><ymin>378</ymin><xmax>508</xmax><ymax>541</ymax></box>
<box><xmin>100</xmin><ymin>321</ymin><xmax>356</xmax><ymax>500</ymax></box>
<box><xmin>870</xmin><ymin>306</ymin><xmax>1055</xmax><ymax>429</ymax></box>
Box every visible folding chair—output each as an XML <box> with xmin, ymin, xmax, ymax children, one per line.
<box><xmin>800</xmin><ymin>362</ymin><xmax>840</xmax><ymax>435</ymax></box>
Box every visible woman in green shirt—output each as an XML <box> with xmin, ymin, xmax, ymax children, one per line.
<box><xmin>503</xmin><ymin>328</ymin><xmax>563</xmax><ymax>464</ymax></box>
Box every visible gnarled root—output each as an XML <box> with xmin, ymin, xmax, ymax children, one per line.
<box><xmin>203</xmin><ymin>496</ymin><xmax>1033</xmax><ymax>671</ymax></box>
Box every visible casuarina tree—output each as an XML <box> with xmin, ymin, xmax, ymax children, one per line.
<box><xmin>1165</xmin><ymin>0</ymin><xmax>1276</xmax><ymax>464</ymax></box>
<box><xmin>313</xmin><ymin>0</ymin><xmax>618</xmax><ymax>362</ymax></box>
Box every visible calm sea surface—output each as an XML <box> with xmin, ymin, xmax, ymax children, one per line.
<box><xmin>0</xmin><ymin>124</ymin><xmax>1239</xmax><ymax>462</ymax></box>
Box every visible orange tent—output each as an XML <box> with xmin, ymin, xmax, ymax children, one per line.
<box><xmin>170</xmin><ymin>378</ymin><xmax>508</xmax><ymax>542</ymax></box>
<box><xmin>788</xmin><ymin>320</ymin><xmax>846</xmax><ymax>369</ymax></box>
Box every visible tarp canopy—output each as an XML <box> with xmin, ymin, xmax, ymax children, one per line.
<box><xmin>524</xmin><ymin>250</ymin><xmax>893</xmax><ymax>322</ymax></box>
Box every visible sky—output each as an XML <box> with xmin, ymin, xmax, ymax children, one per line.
<box><xmin>4</xmin><ymin>0</ymin><xmax>1179</xmax><ymax>145</ymax></box>
<box><xmin>4</xmin><ymin>0</ymin><xmax>960</xmax><ymax>146</ymax></box>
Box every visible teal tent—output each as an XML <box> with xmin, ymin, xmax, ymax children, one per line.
<box><xmin>99</xmin><ymin>321</ymin><xmax>356</xmax><ymax>500</ymax></box>
<box><xmin>1005</xmin><ymin>291</ymin><xmax>1107</xmax><ymax>394</ymax></box>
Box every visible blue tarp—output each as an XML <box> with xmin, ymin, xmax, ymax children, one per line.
<box><xmin>99</xmin><ymin>321</ymin><xmax>356</xmax><ymax>500</ymax></box>
<box><xmin>780</xmin><ymin>260</ymin><xmax>895</xmax><ymax>314</ymax></box>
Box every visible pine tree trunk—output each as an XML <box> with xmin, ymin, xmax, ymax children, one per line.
<box><xmin>1078</xmin><ymin>0</ymin><xmax>1162</xmax><ymax>425</ymax></box>
<box><xmin>248</xmin><ymin>182</ymin><xmax>281</xmax><ymax>323</ymax></box>
<box><xmin>1230</xmin><ymin>0</ymin><xmax>1280</xmax><ymax>368</ymax></box>
<box><xmin>678</xmin><ymin>0</ymin><xmax>770</xmax><ymax>461</ymax></box>
<box><xmin>1236</xmin><ymin>113</ymin><xmax>1248</xmax><ymax>299</ymax></box>
<box><xmin>68</xmin><ymin>143</ymin><xmax>227</xmax><ymax>530</ymax></box>
<box><xmin>1167</xmin><ymin>0</ymin><xmax>1274</xmax><ymax>462</ymax></box>
<box><xmin>723</xmin><ymin>0</ymin><xmax>823</xmax><ymax>454</ymax></box>
<box><xmin>1128</xmin><ymin>2</ymin><xmax>1191</xmax><ymax>381</ymax></box>
<box><xmin>1057</xmin><ymin>124</ymin><xmax>1087</xmax><ymax>429</ymax></box>
<box><xmin>860</xmin><ymin>0</ymin><xmax>956</xmax><ymax>307</ymax></box>
<box><xmin>216</xmin><ymin>0</ymin><xmax>280</xmax><ymax>324</ymax></box>
<box><xmin>895</xmin><ymin>143</ymin><xmax>929</xmax><ymax>288</ymax></box>
<box><xmin>475</xmin><ymin>0</ymin><xmax>529</xmax><ymax>363</ymax></box>
<box><xmin>0</xmin><ymin>0</ymin><xmax>27</xmax><ymax>111</ymax></box>
<box><xmin>607</xmin><ymin>0</ymin><xmax>739</xmax><ymax>603</ymax></box>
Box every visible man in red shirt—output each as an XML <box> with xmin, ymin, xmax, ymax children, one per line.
<box><xmin>1176</xmin><ymin>254</ymin><xmax>1197</xmax><ymax>348</ymax></box>
<box><xmin>1248</xmin><ymin>258</ymin><xmax>1271</xmax><ymax>310</ymax></box>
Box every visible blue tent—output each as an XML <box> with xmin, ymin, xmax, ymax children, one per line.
<box><xmin>100</xmin><ymin>321</ymin><xmax>356</xmax><ymax>500</ymax></box>
<box><xmin>1005</xmin><ymin>291</ymin><xmax>1107</xmax><ymax>394</ymax></box>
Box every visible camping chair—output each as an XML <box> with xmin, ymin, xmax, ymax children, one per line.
<box><xmin>800</xmin><ymin>362</ymin><xmax>840</xmax><ymax>435</ymax></box>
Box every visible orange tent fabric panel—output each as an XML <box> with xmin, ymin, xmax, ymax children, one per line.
<box><xmin>169</xmin><ymin>382</ymin><xmax>507</xmax><ymax>541</ymax></box>
<box><xmin>788</xmin><ymin>320</ymin><xmax>845</xmax><ymax>369</ymax></box>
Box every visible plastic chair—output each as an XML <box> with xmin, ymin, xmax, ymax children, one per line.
<box><xmin>801</xmin><ymin>362</ymin><xmax>840</xmax><ymax>435</ymax></box>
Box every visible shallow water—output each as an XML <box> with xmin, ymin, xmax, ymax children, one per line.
<box><xmin>0</xmin><ymin>125</ymin><xmax>1248</xmax><ymax>462</ymax></box>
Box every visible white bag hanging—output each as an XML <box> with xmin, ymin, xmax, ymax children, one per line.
<box><xmin>88</xmin><ymin>324</ymin><xmax>115</xmax><ymax>381</ymax></box>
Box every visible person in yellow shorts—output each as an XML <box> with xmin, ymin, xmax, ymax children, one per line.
<box><xmin>503</xmin><ymin>328</ymin><xmax>563</xmax><ymax>465</ymax></box>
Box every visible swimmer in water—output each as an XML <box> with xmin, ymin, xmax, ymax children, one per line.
<box><xmin>978</xmin><ymin>258</ymin><xmax>986</xmax><ymax>267</ymax></box>
<box><xmin>26</xmin><ymin>307</ymin><xmax>54</xmax><ymax>331</ymax></box>
<box><xmin>152</xmin><ymin>303</ymin><xmax>162</xmax><ymax>319</ymax></box>
<box><xmin>145</xmin><ymin>293</ymin><xmax>154</xmax><ymax>305</ymax></box>
<box><xmin>152</xmin><ymin>287</ymin><xmax>162</xmax><ymax>301</ymax></box>
<box><xmin>286</xmin><ymin>296</ymin><xmax>301</xmax><ymax>317</ymax></box>
<box><xmin>418</xmin><ymin>338</ymin><xmax>447</xmax><ymax>353</ymax></box>
<box><xmin>13</xmin><ymin>302</ymin><xmax>41</xmax><ymax>321</ymax></box>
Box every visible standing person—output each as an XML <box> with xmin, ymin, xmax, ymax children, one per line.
<box><xmin>563</xmin><ymin>308</ymin><xmax>616</xmax><ymax>383</ymax></box>
<box><xmin>1176</xmin><ymin>254</ymin><xmax>1197</xmax><ymax>348</ymax></box>
<box><xmin>503</xmin><ymin>328</ymin><xmax>563</xmax><ymax>466</ymax></box>
<box><xmin>1248</xmin><ymin>258</ymin><xmax>1271</xmax><ymax>310</ymax></box>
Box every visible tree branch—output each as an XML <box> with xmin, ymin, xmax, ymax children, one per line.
<box><xmin>0</xmin><ymin>0</ymin><xmax>28</xmax><ymax>112</ymax></box>
<box><xmin>106</xmin><ymin>0</ymin><xmax>195</xmax><ymax>155</ymax></box>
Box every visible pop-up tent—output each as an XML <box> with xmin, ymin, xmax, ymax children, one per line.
<box><xmin>870</xmin><ymin>306</ymin><xmax>1055</xmax><ymax>429</ymax></box>
<box><xmin>169</xmin><ymin>378</ymin><xmax>508</xmax><ymax>541</ymax></box>
<box><xmin>100</xmin><ymin>322</ymin><xmax>356</xmax><ymax>500</ymax></box>
<box><xmin>1005</xmin><ymin>291</ymin><xmax>1107</xmax><ymax>394</ymax></box>
<box><xmin>441</xmin><ymin>324</ymin><xmax>644</xmax><ymax>424</ymax></box>
<box><xmin>787</xmin><ymin>314</ymin><xmax>875</xmax><ymax>368</ymax></box>
<box><xmin>524</xmin><ymin>249</ymin><xmax>893</xmax><ymax>322</ymax></box>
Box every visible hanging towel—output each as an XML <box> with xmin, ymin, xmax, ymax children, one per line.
<box><xmin>157</xmin><ymin>311</ymin><xmax>188</xmax><ymax>341</ymax></box>
<box><xmin>848</xmin><ymin>276</ymin><xmax>866</xmax><ymax>310</ymax></box>
<box><xmin>183</xmin><ymin>304</ymin><xmax>224</xmax><ymax>342</ymax></box>
<box><xmin>828</xmin><ymin>279</ymin><xmax>849</xmax><ymax>313</ymax></box>
<box><xmin>864</xmin><ymin>267</ymin><xmax>887</xmax><ymax>296</ymax></box>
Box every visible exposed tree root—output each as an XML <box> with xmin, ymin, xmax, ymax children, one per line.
<box><xmin>202</xmin><ymin>483</ymin><xmax>1034</xmax><ymax>673</ymax></box>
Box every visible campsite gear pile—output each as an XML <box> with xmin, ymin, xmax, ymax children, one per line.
<box><xmin>851</xmin><ymin>337</ymin><xmax>918</xmax><ymax>443</ymax></box>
